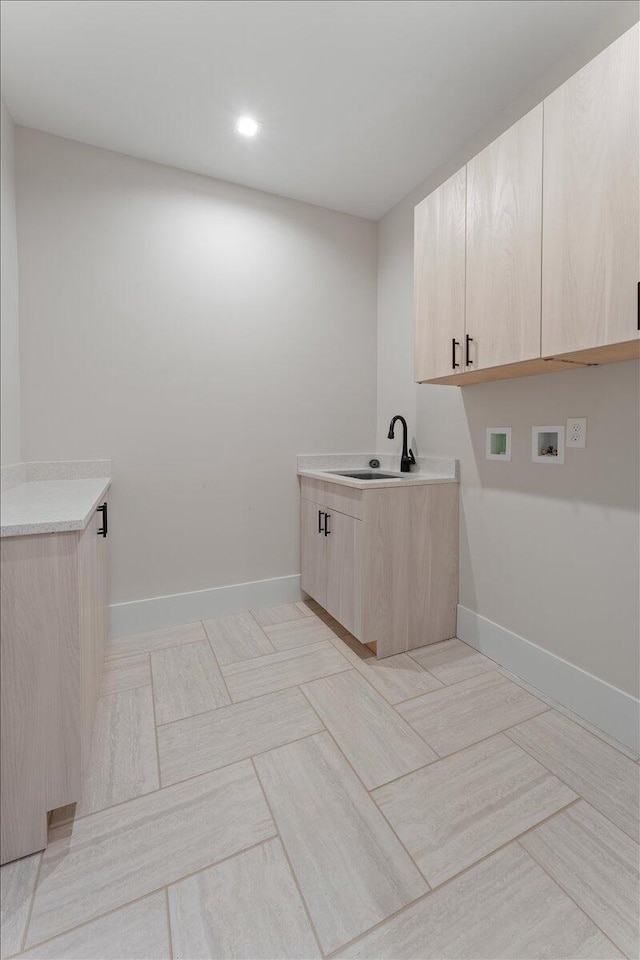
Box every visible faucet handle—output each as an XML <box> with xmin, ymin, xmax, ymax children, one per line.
<box><xmin>408</xmin><ymin>448</ymin><xmax>416</xmax><ymax>464</ymax></box>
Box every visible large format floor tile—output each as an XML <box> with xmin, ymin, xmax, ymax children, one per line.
<box><xmin>340</xmin><ymin>843</ymin><xmax>622</xmax><ymax>959</ymax></box>
<box><xmin>17</xmin><ymin>599</ymin><xmax>633</xmax><ymax>960</ymax></box>
<box><xmin>99</xmin><ymin>654</ymin><xmax>151</xmax><ymax>696</ymax></box>
<box><xmin>105</xmin><ymin>622</ymin><xmax>206</xmax><ymax>659</ymax></box>
<box><xmin>17</xmin><ymin>893</ymin><xmax>170</xmax><ymax>960</ymax></box>
<box><xmin>254</xmin><ymin>732</ymin><xmax>427</xmax><ymax>954</ymax></box>
<box><xmin>302</xmin><ymin>670</ymin><xmax>437</xmax><ymax>789</ymax></box>
<box><xmin>0</xmin><ymin>853</ymin><xmax>40</xmax><ymax>958</ymax></box>
<box><xmin>27</xmin><ymin>762</ymin><xmax>275</xmax><ymax>946</ymax></box>
<box><xmin>398</xmin><ymin>670</ymin><xmax>548</xmax><ymax>755</ymax></box>
<box><xmin>302</xmin><ymin>602</ymin><xmax>350</xmax><ymax>637</ymax></box>
<box><xmin>250</xmin><ymin>603</ymin><xmax>312</xmax><ymax>627</ymax></box>
<box><xmin>168</xmin><ymin>839</ymin><xmax>321</xmax><ymax>959</ymax></box>
<box><xmin>263</xmin><ymin>617</ymin><xmax>337</xmax><ymax>650</ymax></box>
<box><xmin>357</xmin><ymin>653</ymin><xmax>444</xmax><ymax>704</ymax></box>
<box><xmin>520</xmin><ymin>801</ymin><xmax>640</xmax><ymax>958</ymax></box>
<box><xmin>409</xmin><ymin>637</ymin><xmax>495</xmax><ymax>685</ymax></box>
<box><xmin>372</xmin><ymin>734</ymin><xmax>576</xmax><ymax>886</ymax></box>
<box><xmin>544</xmin><ymin>703</ymin><xmax>640</xmax><ymax>762</ymax></box>
<box><xmin>221</xmin><ymin>641</ymin><xmax>350</xmax><ymax>703</ymax></box>
<box><xmin>330</xmin><ymin>633</ymin><xmax>443</xmax><ymax>704</ymax></box>
<box><xmin>500</xmin><ymin>668</ymin><xmax>640</xmax><ymax>760</ymax></box>
<box><xmin>151</xmin><ymin>640</ymin><xmax>230</xmax><ymax>723</ymax></box>
<box><xmin>203</xmin><ymin>612</ymin><xmax>274</xmax><ymax>665</ymax></box>
<box><xmin>158</xmin><ymin>687</ymin><xmax>323</xmax><ymax>785</ymax></box>
<box><xmin>296</xmin><ymin>598</ymin><xmax>324</xmax><ymax>616</ymax></box>
<box><xmin>508</xmin><ymin>710</ymin><xmax>640</xmax><ymax>842</ymax></box>
<box><xmin>77</xmin><ymin>687</ymin><xmax>159</xmax><ymax>817</ymax></box>
<box><xmin>326</xmin><ymin>629</ymin><xmax>375</xmax><ymax>661</ymax></box>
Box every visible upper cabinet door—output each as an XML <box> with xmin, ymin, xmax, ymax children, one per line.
<box><xmin>466</xmin><ymin>105</ymin><xmax>543</xmax><ymax>369</ymax></box>
<box><xmin>542</xmin><ymin>24</ymin><xmax>639</xmax><ymax>356</ymax></box>
<box><xmin>414</xmin><ymin>167</ymin><xmax>466</xmax><ymax>381</ymax></box>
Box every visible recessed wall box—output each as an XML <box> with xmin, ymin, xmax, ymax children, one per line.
<box><xmin>532</xmin><ymin>425</ymin><xmax>565</xmax><ymax>464</ymax></box>
<box><xmin>486</xmin><ymin>427</ymin><xmax>512</xmax><ymax>461</ymax></box>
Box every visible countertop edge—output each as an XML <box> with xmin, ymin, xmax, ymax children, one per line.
<box><xmin>1</xmin><ymin>478</ymin><xmax>112</xmax><ymax>538</ymax></box>
<box><xmin>297</xmin><ymin>469</ymin><xmax>458</xmax><ymax>489</ymax></box>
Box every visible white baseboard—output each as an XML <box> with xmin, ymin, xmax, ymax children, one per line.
<box><xmin>457</xmin><ymin>605</ymin><xmax>639</xmax><ymax>754</ymax></box>
<box><xmin>110</xmin><ymin>574</ymin><xmax>302</xmax><ymax>639</ymax></box>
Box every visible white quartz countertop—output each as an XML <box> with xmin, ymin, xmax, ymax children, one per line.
<box><xmin>297</xmin><ymin>453</ymin><xmax>458</xmax><ymax>489</ymax></box>
<box><xmin>298</xmin><ymin>469</ymin><xmax>456</xmax><ymax>489</ymax></box>
<box><xmin>1</xmin><ymin>478</ymin><xmax>112</xmax><ymax>537</ymax></box>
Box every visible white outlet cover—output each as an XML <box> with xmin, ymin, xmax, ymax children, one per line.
<box><xmin>566</xmin><ymin>417</ymin><xmax>587</xmax><ymax>448</ymax></box>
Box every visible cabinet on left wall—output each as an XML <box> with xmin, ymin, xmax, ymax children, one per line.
<box><xmin>1</xmin><ymin>496</ymin><xmax>110</xmax><ymax>864</ymax></box>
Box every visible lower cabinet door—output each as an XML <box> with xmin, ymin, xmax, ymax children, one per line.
<box><xmin>96</xmin><ymin>499</ymin><xmax>110</xmax><ymax>677</ymax></box>
<box><xmin>325</xmin><ymin>509</ymin><xmax>361</xmax><ymax>638</ymax></box>
<box><xmin>78</xmin><ymin>499</ymin><xmax>109</xmax><ymax>776</ymax></box>
<box><xmin>300</xmin><ymin>499</ymin><xmax>327</xmax><ymax>607</ymax></box>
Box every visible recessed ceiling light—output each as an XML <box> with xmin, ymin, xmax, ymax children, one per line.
<box><xmin>236</xmin><ymin>115</ymin><xmax>260</xmax><ymax>137</ymax></box>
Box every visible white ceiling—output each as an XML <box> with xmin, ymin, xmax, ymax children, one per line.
<box><xmin>0</xmin><ymin>0</ymin><xmax>627</xmax><ymax>219</ymax></box>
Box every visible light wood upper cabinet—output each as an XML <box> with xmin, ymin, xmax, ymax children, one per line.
<box><xmin>414</xmin><ymin>167</ymin><xmax>466</xmax><ymax>381</ymax></box>
<box><xmin>414</xmin><ymin>25</ymin><xmax>639</xmax><ymax>386</ymax></box>
<box><xmin>542</xmin><ymin>24</ymin><xmax>639</xmax><ymax>356</ymax></box>
<box><xmin>466</xmin><ymin>105</ymin><xmax>543</xmax><ymax>370</ymax></box>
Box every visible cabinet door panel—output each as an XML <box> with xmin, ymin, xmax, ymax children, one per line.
<box><xmin>1</xmin><ymin>532</ymin><xmax>79</xmax><ymax>862</ymax></box>
<box><xmin>414</xmin><ymin>167</ymin><xmax>466</xmax><ymax>381</ymax></box>
<box><xmin>407</xmin><ymin>484</ymin><xmax>458</xmax><ymax>648</ymax></box>
<box><xmin>300</xmin><ymin>499</ymin><xmax>326</xmax><ymax>608</ymax></box>
<box><xmin>325</xmin><ymin>510</ymin><xmax>361</xmax><ymax>638</ymax></box>
<box><xmin>78</xmin><ymin>499</ymin><xmax>109</xmax><ymax>777</ymax></box>
<box><xmin>97</xmin><ymin>499</ymin><xmax>110</xmax><ymax>675</ymax></box>
<box><xmin>542</xmin><ymin>24</ymin><xmax>639</xmax><ymax>355</ymax></box>
<box><xmin>361</xmin><ymin>490</ymin><xmax>409</xmax><ymax>656</ymax></box>
<box><xmin>466</xmin><ymin>106</ymin><xmax>542</xmax><ymax>369</ymax></box>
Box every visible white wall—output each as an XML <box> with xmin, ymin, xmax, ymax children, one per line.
<box><xmin>16</xmin><ymin>129</ymin><xmax>377</xmax><ymax>607</ymax></box>
<box><xmin>378</xmin><ymin>4</ymin><xmax>639</xmax><ymax>697</ymax></box>
<box><xmin>1</xmin><ymin>98</ymin><xmax>21</xmax><ymax>466</ymax></box>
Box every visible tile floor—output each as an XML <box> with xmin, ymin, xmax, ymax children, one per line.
<box><xmin>1</xmin><ymin>600</ymin><xmax>638</xmax><ymax>960</ymax></box>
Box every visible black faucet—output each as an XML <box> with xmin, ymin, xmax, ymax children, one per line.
<box><xmin>387</xmin><ymin>415</ymin><xmax>416</xmax><ymax>472</ymax></box>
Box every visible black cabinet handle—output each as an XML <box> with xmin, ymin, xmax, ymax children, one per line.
<box><xmin>466</xmin><ymin>334</ymin><xmax>474</xmax><ymax>366</ymax></box>
<box><xmin>452</xmin><ymin>338</ymin><xmax>460</xmax><ymax>369</ymax></box>
<box><xmin>324</xmin><ymin>513</ymin><xmax>331</xmax><ymax>536</ymax></box>
<box><xmin>96</xmin><ymin>502</ymin><xmax>108</xmax><ymax>537</ymax></box>
<box><xmin>318</xmin><ymin>509</ymin><xmax>325</xmax><ymax>534</ymax></box>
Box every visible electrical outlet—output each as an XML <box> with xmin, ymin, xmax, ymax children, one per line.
<box><xmin>566</xmin><ymin>418</ymin><xmax>587</xmax><ymax>448</ymax></box>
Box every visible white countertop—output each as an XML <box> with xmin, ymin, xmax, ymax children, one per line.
<box><xmin>298</xmin><ymin>469</ymin><xmax>456</xmax><ymax>489</ymax></box>
<box><xmin>297</xmin><ymin>453</ymin><xmax>458</xmax><ymax>489</ymax></box>
<box><xmin>1</xmin><ymin>477</ymin><xmax>112</xmax><ymax>537</ymax></box>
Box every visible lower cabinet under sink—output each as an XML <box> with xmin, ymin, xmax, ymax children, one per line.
<box><xmin>299</xmin><ymin>476</ymin><xmax>458</xmax><ymax>658</ymax></box>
